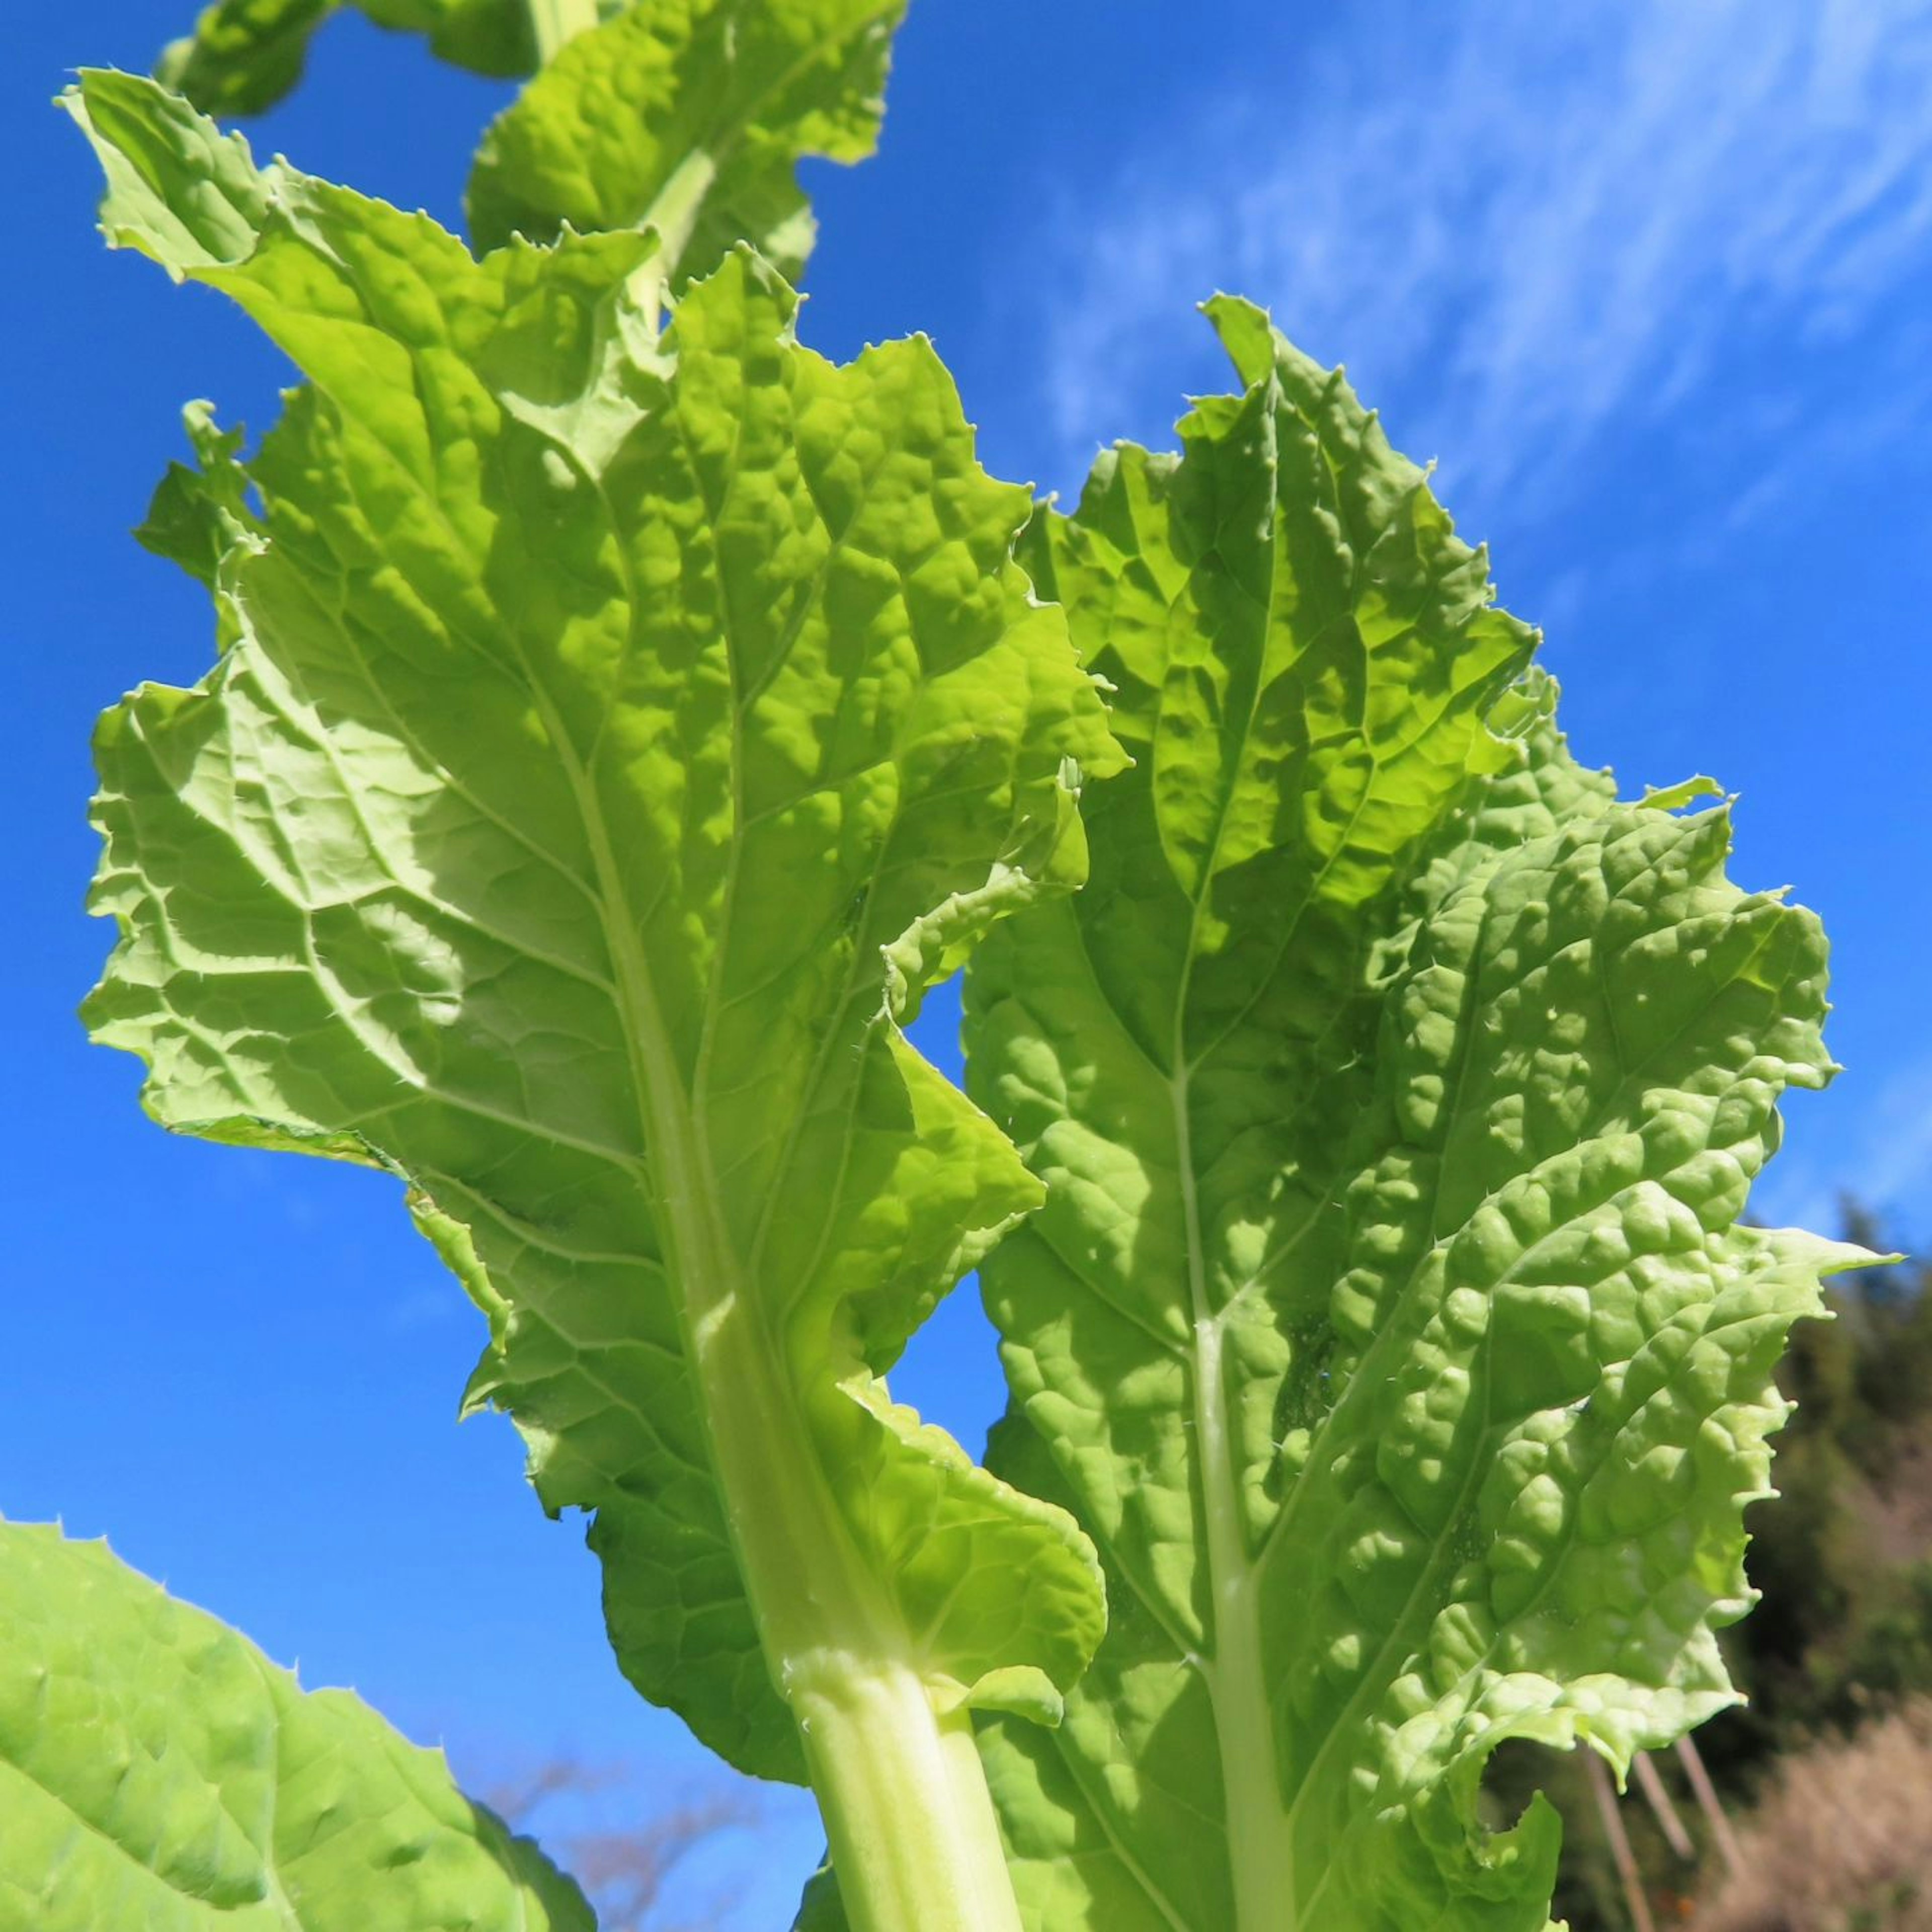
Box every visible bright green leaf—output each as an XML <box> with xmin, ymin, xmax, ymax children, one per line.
<box><xmin>466</xmin><ymin>0</ymin><xmax>907</xmax><ymax>282</ymax></box>
<box><xmin>152</xmin><ymin>0</ymin><xmax>607</xmax><ymax>116</ymax></box>
<box><xmin>793</xmin><ymin>1865</ymin><xmax>842</xmax><ymax>1930</ymax></box>
<box><xmin>156</xmin><ymin>0</ymin><xmax>344</xmax><ymax>116</ymax></box>
<box><xmin>68</xmin><ymin>71</ymin><xmax>1116</xmax><ymax>1795</ymax></box>
<box><xmin>0</xmin><ymin>1521</ymin><xmax>590</xmax><ymax>1932</ymax></box>
<box><xmin>962</xmin><ymin>300</ymin><xmax>1865</xmax><ymax>1931</ymax></box>
<box><xmin>135</xmin><ymin>400</ymin><xmax>262</xmax><ymax>592</ymax></box>
<box><xmin>1641</xmin><ymin>773</ymin><xmax>1729</xmax><ymax>812</ymax></box>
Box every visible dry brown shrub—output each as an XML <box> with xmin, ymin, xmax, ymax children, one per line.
<box><xmin>487</xmin><ymin>1757</ymin><xmax>754</xmax><ymax>1931</ymax></box>
<box><xmin>1694</xmin><ymin>1699</ymin><xmax>1932</xmax><ymax>1932</ymax></box>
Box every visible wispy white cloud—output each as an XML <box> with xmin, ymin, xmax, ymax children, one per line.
<box><xmin>1030</xmin><ymin>0</ymin><xmax>1932</xmax><ymax>516</ymax></box>
<box><xmin>1754</xmin><ymin>1050</ymin><xmax>1932</xmax><ymax>1246</ymax></box>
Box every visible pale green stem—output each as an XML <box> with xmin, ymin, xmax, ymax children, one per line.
<box><xmin>623</xmin><ymin>148</ymin><xmax>721</xmax><ymax>311</ymax></box>
<box><xmin>626</xmin><ymin>992</ymin><xmax>1026</xmax><ymax>1931</ymax></box>
<box><xmin>525</xmin><ymin>0</ymin><xmax>599</xmax><ymax>66</ymax></box>
<box><xmin>643</xmin><ymin>150</ymin><xmax>720</xmax><ymax>274</ymax></box>
<box><xmin>539</xmin><ymin>666</ymin><xmax>1028</xmax><ymax>1932</ymax></box>
<box><xmin>793</xmin><ymin>1657</ymin><xmax>1025</xmax><ymax>1932</ymax></box>
<box><xmin>1199</xmin><ymin>1329</ymin><xmax>1299</xmax><ymax>1926</ymax></box>
<box><xmin>680</xmin><ymin>1278</ymin><xmax>1027</xmax><ymax>1932</ymax></box>
<box><xmin>1176</xmin><ymin>1066</ymin><xmax>1299</xmax><ymax>1927</ymax></box>
<box><xmin>508</xmin><ymin>26</ymin><xmax>1016</xmax><ymax>1920</ymax></box>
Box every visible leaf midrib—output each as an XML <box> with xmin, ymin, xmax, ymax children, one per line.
<box><xmin>1161</xmin><ymin>372</ymin><xmax>1302</xmax><ymax>1932</ymax></box>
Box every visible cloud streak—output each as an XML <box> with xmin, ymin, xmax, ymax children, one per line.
<box><xmin>1029</xmin><ymin>0</ymin><xmax>1932</xmax><ymax>516</ymax></box>
<box><xmin>1754</xmin><ymin>1049</ymin><xmax>1932</xmax><ymax>1246</ymax></box>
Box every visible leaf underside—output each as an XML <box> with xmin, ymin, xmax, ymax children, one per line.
<box><xmin>956</xmin><ymin>301</ymin><xmax>1862</xmax><ymax>1931</ymax></box>
<box><xmin>0</xmin><ymin>1521</ymin><xmax>590</xmax><ymax>1932</ymax></box>
<box><xmin>70</xmin><ymin>70</ymin><xmax>1115</xmax><ymax>1787</ymax></box>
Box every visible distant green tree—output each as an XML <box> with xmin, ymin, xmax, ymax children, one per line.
<box><xmin>1718</xmin><ymin>1209</ymin><xmax>1932</xmax><ymax>1755</ymax></box>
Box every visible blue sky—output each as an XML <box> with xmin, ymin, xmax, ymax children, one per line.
<box><xmin>5</xmin><ymin>1</ymin><xmax>1930</xmax><ymax>1923</ymax></box>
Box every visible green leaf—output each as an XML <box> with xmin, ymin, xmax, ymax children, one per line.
<box><xmin>68</xmin><ymin>70</ymin><xmax>1117</xmax><ymax>1790</ymax></box>
<box><xmin>155</xmin><ymin>0</ymin><xmax>342</xmax><ymax>116</ymax></box>
<box><xmin>0</xmin><ymin>1520</ymin><xmax>590</xmax><ymax>1932</ymax></box>
<box><xmin>962</xmin><ymin>298</ymin><xmax>1865</xmax><ymax>1930</ymax></box>
<box><xmin>80</xmin><ymin>69</ymin><xmax>279</xmax><ymax>276</ymax></box>
<box><xmin>791</xmin><ymin>1862</ymin><xmax>843</xmax><ymax>1930</ymax></box>
<box><xmin>152</xmin><ymin>0</ymin><xmax>589</xmax><ymax>116</ymax></box>
<box><xmin>466</xmin><ymin>0</ymin><xmax>907</xmax><ymax>282</ymax></box>
<box><xmin>1640</xmin><ymin>773</ymin><xmax>1728</xmax><ymax>812</ymax></box>
<box><xmin>136</xmin><ymin>401</ymin><xmax>262</xmax><ymax>592</ymax></box>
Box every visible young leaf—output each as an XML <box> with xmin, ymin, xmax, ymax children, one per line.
<box><xmin>154</xmin><ymin>0</ymin><xmax>580</xmax><ymax>116</ymax></box>
<box><xmin>466</xmin><ymin>0</ymin><xmax>909</xmax><ymax>281</ymax></box>
<box><xmin>962</xmin><ymin>300</ymin><xmax>1865</xmax><ymax>1930</ymax></box>
<box><xmin>135</xmin><ymin>400</ymin><xmax>262</xmax><ymax>592</ymax></box>
<box><xmin>0</xmin><ymin>1520</ymin><xmax>590</xmax><ymax>1932</ymax></box>
<box><xmin>66</xmin><ymin>69</ymin><xmax>1117</xmax><ymax>1919</ymax></box>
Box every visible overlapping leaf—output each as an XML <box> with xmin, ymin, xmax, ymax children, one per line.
<box><xmin>0</xmin><ymin>1521</ymin><xmax>589</xmax><ymax>1932</ymax></box>
<box><xmin>466</xmin><ymin>0</ymin><xmax>907</xmax><ymax>281</ymax></box>
<box><xmin>69</xmin><ymin>70</ymin><xmax>1116</xmax><ymax>1784</ymax></box>
<box><xmin>961</xmin><ymin>300</ymin><xmax>1862</xmax><ymax>1929</ymax></box>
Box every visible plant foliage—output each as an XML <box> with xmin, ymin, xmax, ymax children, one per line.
<box><xmin>21</xmin><ymin>4</ymin><xmax>1865</xmax><ymax>1928</ymax></box>
<box><xmin>0</xmin><ymin>1522</ymin><xmax>591</xmax><ymax>1931</ymax></box>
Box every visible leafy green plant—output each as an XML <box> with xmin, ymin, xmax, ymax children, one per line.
<box><xmin>0</xmin><ymin>1524</ymin><xmax>591</xmax><ymax>1931</ymax></box>
<box><xmin>10</xmin><ymin>5</ymin><xmax>1867</xmax><ymax>1928</ymax></box>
